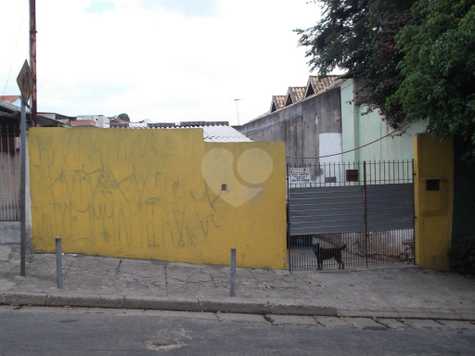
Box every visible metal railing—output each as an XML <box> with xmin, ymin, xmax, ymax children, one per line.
<box><xmin>287</xmin><ymin>159</ymin><xmax>414</xmax><ymax>188</ymax></box>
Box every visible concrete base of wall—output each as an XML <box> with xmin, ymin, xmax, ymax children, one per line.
<box><xmin>0</xmin><ymin>222</ymin><xmax>20</xmax><ymax>244</ymax></box>
<box><xmin>0</xmin><ymin>222</ymin><xmax>32</xmax><ymax>257</ymax></box>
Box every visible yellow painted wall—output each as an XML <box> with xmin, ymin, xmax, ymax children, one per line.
<box><xmin>414</xmin><ymin>134</ymin><xmax>454</xmax><ymax>270</ymax></box>
<box><xmin>28</xmin><ymin>128</ymin><xmax>287</xmax><ymax>269</ymax></box>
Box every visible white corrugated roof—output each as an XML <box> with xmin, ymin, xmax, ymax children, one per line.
<box><xmin>201</xmin><ymin>125</ymin><xmax>252</xmax><ymax>143</ymax></box>
<box><xmin>141</xmin><ymin>122</ymin><xmax>252</xmax><ymax>142</ymax></box>
<box><xmin>129</xmin><ymin>121</ymin><xmax>148</xmax><ymax>128</ymax></box>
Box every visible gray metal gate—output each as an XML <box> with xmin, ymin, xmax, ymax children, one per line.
<box><xmin>287</xmin><ymin>160</ymin><xmax>415</xmax><ymax>271</ymax></box>
<box><xmin>0</xmin><ymin>125</ymin><xmax>20</xmax><ymax>221</ymax></box>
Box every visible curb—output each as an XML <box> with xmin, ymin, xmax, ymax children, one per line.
<box><xmin>1</xmin><ymin>292</ymin><xmax>474</xmax><ymax>321</ymax></box>
<box><xmin>0</xmin><ymin>292</ymin><xmax>337</xmax><ymax>317</ymax></box>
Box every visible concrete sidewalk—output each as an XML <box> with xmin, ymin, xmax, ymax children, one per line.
<box><xmin>1</xmin><ymin>244</ymin><xmax>474</xmax><ymax>320</ymax></box>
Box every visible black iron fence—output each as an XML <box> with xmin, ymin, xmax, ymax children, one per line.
<box><xmin>287</xmin><ymin>159</ymin><xmax>414</xmax><ymax>188</ymax></box>
<box><xmin>287</xmin><ymin>159</ymin><xmax>415</xmax><ymax>271</ymax></box>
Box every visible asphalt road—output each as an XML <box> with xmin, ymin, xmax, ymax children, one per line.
<box><xmin>1</xmin><ymin>307</ymin><xmax>474</xmax><ymax>356</ymax></box>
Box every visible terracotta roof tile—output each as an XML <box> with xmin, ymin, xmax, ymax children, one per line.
<box><xmin>270</xmin><ymin>95</ymin><xmax>287</xmax><ymax>112</ymax></box>
<box><xmin>0</xmin><ymin>95</ymin><xmax>21</xmax><ymax>104</ymax></box>
<box><xmin>284</xmin><ymin>87</ymin><xmax>306</xmax><ymax>106</ymax></box>
<box><xmin>70</xmin><ymin>120</ymin><xmax>96</xmax><ymax>127</ymax></box>
<box><xmin>306</xmin><ymin>75</ymin><xmax>340</xmax><ymax>97</ymax></box>
<box><xmin>289</xmin><ymin>87</ymin><xmax>306</xmax><ymax>102</ymax></box>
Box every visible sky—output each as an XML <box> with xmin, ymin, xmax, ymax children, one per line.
<box><xmin>0</xmin><ymin>0</ymin><xmax>320</xmax><ymax>125</ymax></box>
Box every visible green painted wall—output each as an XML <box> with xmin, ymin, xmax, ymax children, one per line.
<box><xmin>341</xmin><ymin>79</ymin><xmax>426</xmax><ymax>162</ymax></box>
<box><xmin>341</xmin><ymin>80</ymin><xmax>358</xmax><ymax>162</ymax></box>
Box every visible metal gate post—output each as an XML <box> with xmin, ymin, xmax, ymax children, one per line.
<box><xmin>19</xmin><ymin>100</ymin><xmax>27</xmax><ymax>276</ymax></box>
<box><xmin>286</xmin><ymin>162</ymin><xmax>291</xmax><ymax>272</ymax></box>
<box><xmin>411</xmin><ymin>159</ymin><xmax>416</xmax><ymax>264</ymax></box>
<box><xmin>55</xmin><ymin>237</ymin><xmax>64</xmax><ymax>289</ymax></box>
<box><xmin>229</xmin><ymin>248</ymin><xmax>236</xmax><ymax>297</ymax></box>
<box><xmin>363</xmin><ymin>161</ymin><xmax>369</xmax><ymax>268</ymax></box>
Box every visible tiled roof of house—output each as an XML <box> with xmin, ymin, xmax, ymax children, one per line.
<box><xmin>180</xmin><ymin>121</ymin><xmax>229</xmax><ymax>127</ymax></box>
<box><xmin>306</xmin><ymin>76</ymin><xmax>340</xmax><ymax>97</ymax></box>
<box><xmin>285</xmin><ymin>87</ymin><xmax>306</xmax><ymax>106</ymax></box>
<box><xmin>70</xmin><ymin>120</ymin><xmax>97</xmax><ymax>127</ymax></box>
<box><xmin>0</xmin><ymin>95</ymin><xmax>21</xmax><ymax>104</ymax></box>
<box><xmin>270</xmin><ymin>95</ymin><xmax>287</xmax><ymax>112</ymax></box>
<box><xmin>147</xmin><ymin>122</ymin><xmax>176</xmax><ymax>128</ymax></box>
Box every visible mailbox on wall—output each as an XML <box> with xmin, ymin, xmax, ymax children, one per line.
<box><xmin>422</xmin><ymin>177</ymin><xmax>449</xmax><ymax>216</ymax></box>
<box><xmin>426</xmin><ymin>178</ymin><xmax>441</xmax><ymax>191</ymax></box>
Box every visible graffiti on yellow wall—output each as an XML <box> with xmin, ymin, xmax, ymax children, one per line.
<box><xmin>29</xmin><ymin>128</ymin><xmax>287</xmax><ymax>269</ymax></box>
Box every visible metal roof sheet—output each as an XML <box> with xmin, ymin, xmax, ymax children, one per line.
<box><xmin>201</xmin><ymin>125</ymin><xmax>252</xmax><ymax>142</ymax></box>
<box><xmin>145</xmin><ymin>122</ymin><xmax>252</xmax><ymax>142</ymax></box>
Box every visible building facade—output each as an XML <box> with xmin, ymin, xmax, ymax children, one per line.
<box><xmin>238</xmin><ymin>77</ymin><xmax>426</xmax><ymax>164</ymax></box>
<box><xmin>238</xmin><ymin>77</ymin><xmax>343</xmax><ymax>162</ymax></box>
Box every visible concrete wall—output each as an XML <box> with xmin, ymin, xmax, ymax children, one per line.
<box><xmin>28</xmin><ymin>128</ymin><xmax>287</xmax><ymax>269</ymax></box>
<box><xmin>414</xmin><ymin>134</ymin><xmax>454</xmax><ymax>271</ymax></box>
<box><xmin>239</xmin><ymin>88</ymin><xmax>342</xmax><ymax>160</ymax></box>
<box><xmin>341</xmin><ymin>79</ymin><xmax>426</xmax><ymax>162</ymax></box>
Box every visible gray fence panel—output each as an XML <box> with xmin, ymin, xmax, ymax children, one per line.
<box><xmin>288</xmin><ymin>183</ymin><xmax>414</xmax><ymax>236</ymax></box>
<box><xmin>288</xmin><ymin>186</ymin><xmax>364</xmax><ymax>236</ymax></box>
<box><xmin>367</xmin><ymin>184</ymin><xmax>414</xmax><ymax>231</ymax></box>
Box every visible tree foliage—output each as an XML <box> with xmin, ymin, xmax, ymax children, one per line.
<box><xmin>297</xmin><ymin>0</ymin><xmax>475</xmax><ymax>149</ymax></box>
<box><xmin>117</xmin><ymin>113</ymin><xmax>130</xmax><ymax>122</ymax></box>
<box><xmin>391</xmin><ymin>0</ymin><xmax>475</xmax><ymax>146</ymax></box>
<box><xmin>296</xmin><ymin>0</ymin><xmax>414</xmax><ymax>127</ymax></box>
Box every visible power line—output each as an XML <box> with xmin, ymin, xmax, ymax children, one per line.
<box><xmin>288</xmin><ymin>125</ymin><xmax>409</xmax><ymax>160</ymax></box>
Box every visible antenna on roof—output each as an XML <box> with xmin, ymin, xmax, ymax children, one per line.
<box><xmin>233</xmin><ymin>98</ymin><xmax>241</xmax><ymax>125</ymax></box>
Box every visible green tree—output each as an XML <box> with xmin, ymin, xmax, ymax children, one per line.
<box><xmin>391</xmin><ymin>0</ymin><xmax>475</xmax><ymax>148</ymax></box>
<box><xmin>296</xmin><ymin>0</ymin><xmax>414</xmax><ymax>127</ymax></box>
<box><xmin>117</xmin><ymin>113</ymin><xmax>130</xmax><ymax>122</ymax></box>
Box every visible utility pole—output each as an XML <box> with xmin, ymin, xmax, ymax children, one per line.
<box><xmin>29</xmin><ymin>0</ymin><xmax>37</xmax><ymax>126</ymax></box>
<box><xmin>16</xmin><ymin>60</ymin><xmax>33</xmax><ymax>277</ymax></box>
